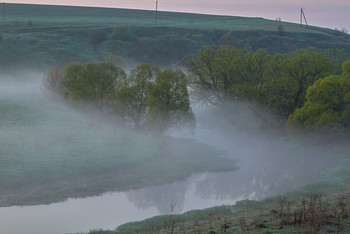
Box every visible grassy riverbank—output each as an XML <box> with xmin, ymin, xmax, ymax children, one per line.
<box><xmin>90</xmin><ymin>150</ymin><xmax>350</xmax><ymax>233</ymax></box>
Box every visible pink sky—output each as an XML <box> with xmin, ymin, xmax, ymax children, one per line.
<box><xmin>3</xmin><ymin>0</ymin><xmax>350</xmax><ymax>30</ymax></box>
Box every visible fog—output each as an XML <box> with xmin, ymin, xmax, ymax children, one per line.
<box><xmin>0</xmin><ymin>69</ymin><xmax>341</xmax><ymax>233</ymax></box>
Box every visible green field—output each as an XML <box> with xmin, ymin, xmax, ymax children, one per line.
<box><xmin>0</xmin><ymin>4</ymin><xmax>349</xmax><ymax>69</ymax></box>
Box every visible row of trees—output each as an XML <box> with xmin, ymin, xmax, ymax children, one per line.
<box><xmin>44</xmin><ymin>46</ymin><xmax>349</xmax><ymax>132</ymax></box>
<box><xmin>184</xmin><ymin>46</ymin><xmax>349</xmax><ymax>131</ymax></box>
<box><xmin>44</xmin><ymin>63</ymin><xmax>194</xmax><ymax>132</ymax></box>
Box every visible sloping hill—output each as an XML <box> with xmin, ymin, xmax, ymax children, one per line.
<box><xmin>0</xmin><ymin>3</ymin><xmax>349</xmax><ymax>69</ymax></box>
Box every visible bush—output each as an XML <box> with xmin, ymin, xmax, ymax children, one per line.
<box><xmin>112</xmin><ymin>25</ymin><xmax>130</xmax><ymax>41</ymax></box>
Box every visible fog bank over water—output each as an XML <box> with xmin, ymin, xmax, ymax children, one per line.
<box><xmin>0</xmin><ymin>70</ymin><xmax>341</xmax><ymax>233</ymax></box>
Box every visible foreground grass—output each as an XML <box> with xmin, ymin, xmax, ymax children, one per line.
<box><xmin>89</xmin><ymin>150</ymin><xmax>350</xmax><ymax>233</ymax></box>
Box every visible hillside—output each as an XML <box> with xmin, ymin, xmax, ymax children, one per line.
<box><xmin>0</xmin><ymin>3</ymin><xmax>349</xmax><ymax>70</ymax></box>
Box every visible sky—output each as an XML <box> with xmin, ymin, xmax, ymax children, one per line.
<box><xmin>4</xmin><ymin>0</ymin><xmax>350</xmax><ymax>30</ymax></box>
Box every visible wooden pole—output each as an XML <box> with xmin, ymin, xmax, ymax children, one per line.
<box><xmin>155</xmin><ymin>0</ymin><xmax>158</xmax><ymax>23</ymax></box>
<box><xmin>2</xmin><ymin>2</ymin><xmax>5</xmax><ymax>27</ymax></box>
<box><xmin>302</xmin><ymin>9</ymin><xmax>309</xmax><ymax>28</ymax></box>
<box><xmin>300</xmin><ymin>8</ymin><xmax>309</xmax><ymax>29</ymax></box>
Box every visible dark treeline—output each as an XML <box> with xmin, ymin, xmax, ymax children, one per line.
<box><xmin>43</xmin><ymin>63</ymin><xmax>195</xmax><ymax>133</ymax></box>
<box><xmin>184</xmin><ymin>46</ymin><xmax>350</xmax><ymax>132</ymax></box>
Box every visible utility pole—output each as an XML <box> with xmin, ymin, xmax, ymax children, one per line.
<box><xmin>2</xmin><ymin>2</ymin><xmax>5</xmax><ymax>27</ymax></box>
<box><xmin>155</xmin><ymin>0</ymin><xmax>158</xmax><ymax>23</ymax></box>
<box><xmin>300</xmin><ymin>8</ymin><xmax>309</xmax><ymax>29</ymax></box>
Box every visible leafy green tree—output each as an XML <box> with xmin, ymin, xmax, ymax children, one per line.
<box><xmin>287</xmin><ymin>74</ymin><xmax>350</xmax><ymax>131</ymax></box>
<box><xmin>147</xmin><ymin>68</ymin><xmax>195</xmax><ymax>132</ymax></box>
<box><xmin>263</xmin><ymin>75</ymin><xmax>299</xmax><ymax>116</ymax></box>
<box><xmin>60</xmin><ymin>62</ymin><xmax>85</xmax><ymax>99</ymax></box>
<box><xmin>62</xmin><ymin>62</ymin><xmax>126</xmax><ymax>109</ymax></box>
<box><xmin>185</xmin><ymin>46</ymin><xmax>271</xmax><ymax>104</ymax></box>
<box><xmin>342</xmin><ymin>60</ymin><xmax>350</xmax><ymax>79</ymax></box>
<box><xmin>264</xmin><ymin>48</ymin><xmax>337</xmax><ymax>116</ymax></box>
<box><xmin>242</xmin><ymin>49</ymin><xmax>271</xmax><ymax>102</ymax></box>
<box><xmin>185</xmin><ymin>45</ymin><xmax>225</xmax><ymax>104</ymax></box>
<box><xmin>116</xmin><ymin>64</ymin><xmax>159</xmax><ymax>128</ymax></box>
<box><xmin>104</xmin><ymin>53</ymin><xmax>128</xmax><ymax>69</ymax></box>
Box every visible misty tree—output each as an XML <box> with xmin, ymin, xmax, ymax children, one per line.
<box><xmin>116</xmin><ymin>64</ymin><xmax>160</xmax><ymax>128</ymax></box>
<box><xmin>61</xmin><ymin>62</ymin><xmax>126</xmax><ymax>109</ymax></box>
<box><xmin>60</xmin><ymin>62</ymin><xmax>85</xmax><ymax>99</ymax></box>
<box><xmin>184</xmin><ymin>46</ymin><xmax>223</xmax><ymax>104</ymax></box>
<box><xmin>147</xmin><ymin>68</ymin><xmax>195</xmax><ymax>132</ymax></box>
<box><xmin>42</xmin><ymin>65</ymin><xmax>65</xmax><ymax>94</ymax></box>
<box><xmin>57</xmin><ymin>62</ymin><xmax>194</xmax><ymax>132</ymax></box>
<box><xmin>104</xmin><ymin>53</ymin><xmax>128</xmax><ymax>69</ymax></box>
<box><xmin>185</xmin><ymin>46</ymin><xmax>272</xmax><ymax>105</ymax></box>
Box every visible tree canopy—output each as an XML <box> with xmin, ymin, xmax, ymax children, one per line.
<box><xmin>116</xmin><ymin>64</ymin><xmax>159</xmax><ymax>128</ymax></box>
<box><xmin>61</xmin><ymin>62</ymin><xmax>126</xmax><ymax>110</ymax></box>
<box><xmin>53</xmin><ymin>62</ymin><xmax>194</xmax><ymax>133</ymax></box>
<box><xmin>44</xmin><ymin>46</ymin><xmax>349</xmax><ymax>133</ymax></box>
<box><xmin>287</xmin><ymin>61</ymin><xmax>350</xmax><ymax>131</ymax></box>
<box><xmin>185</xmin><ymin>46</ymin><xmax>344</xmax><ymax>119</ymax></box>
<box><xmin>147</xmin><ymin>68</ymin><xmax>195</xmax><ymax>132</ymax></box>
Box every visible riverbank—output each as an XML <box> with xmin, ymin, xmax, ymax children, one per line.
<box><xmin>90</xmin><ymin>145</ymin><xmax>350</xmax><ymax>233</ymax></box>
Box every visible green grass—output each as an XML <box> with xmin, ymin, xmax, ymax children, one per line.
<box><xmin>0</xmin><ymin>3</ymin><xmax>349</xmax><ymax>69</ymax></box>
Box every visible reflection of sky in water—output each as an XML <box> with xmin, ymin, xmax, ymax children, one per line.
<box><xmin>0</xmin><ymin>174</ymin><xmax>238</xmax><ymax>234</ymax></box>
